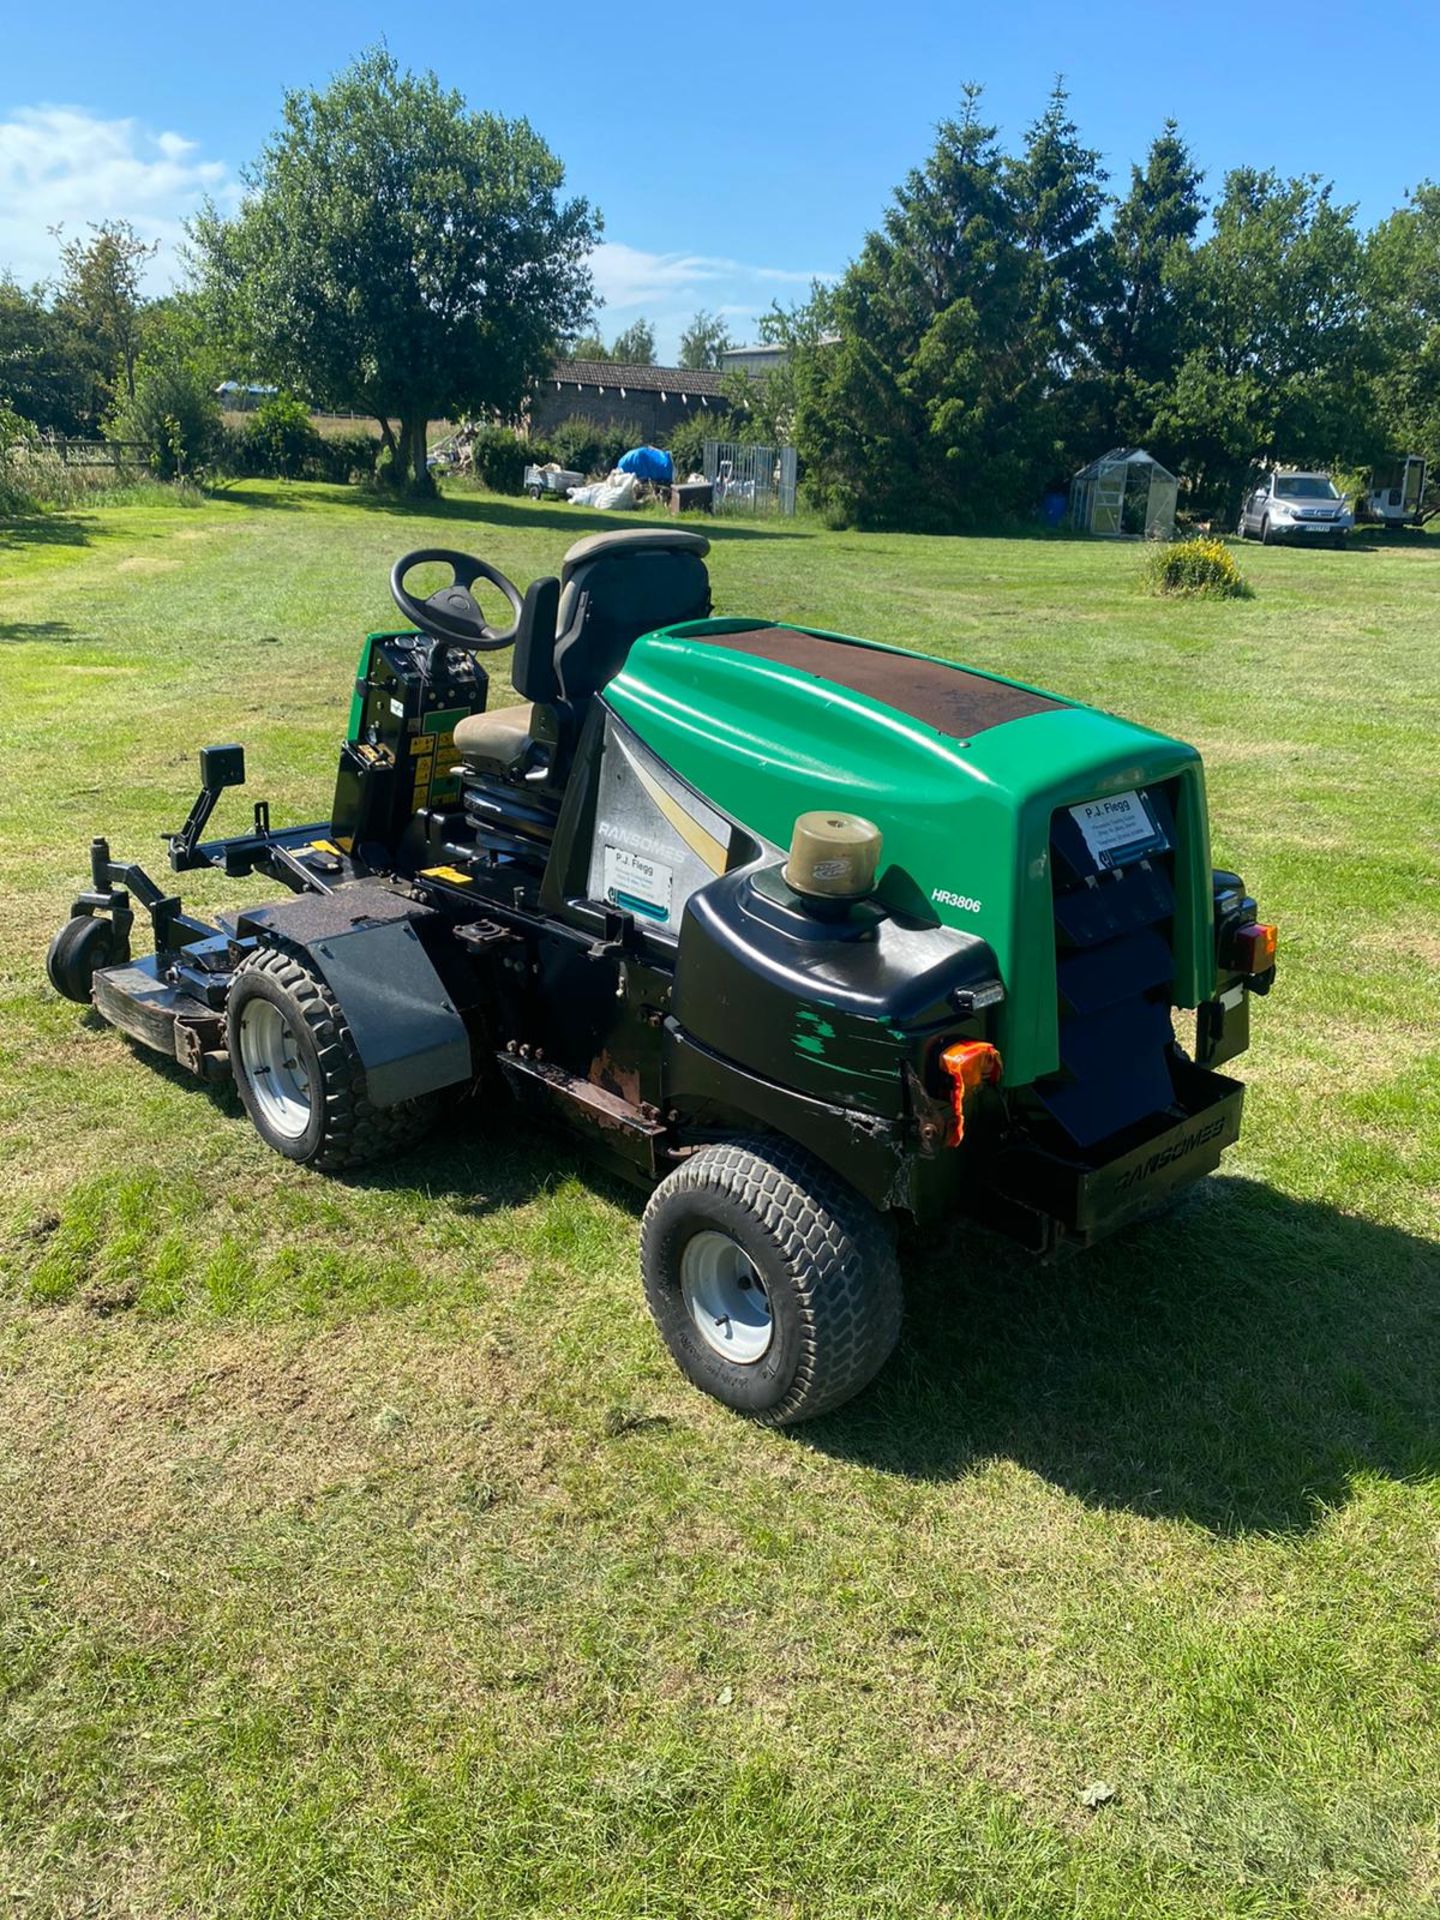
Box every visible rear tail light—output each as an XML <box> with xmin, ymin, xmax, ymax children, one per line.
<box><xmin>1225</xmin><ymin>921</ymin><xmax>1278</xmax><ymax>975</ymax></box>
<box><xmin>940</xmin><ymin>1040</ymin><xmax>1003</xmax><ymax>1146</ymax></box>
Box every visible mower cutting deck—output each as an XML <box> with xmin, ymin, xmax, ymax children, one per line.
<box><xmin>47</xmin><ymin>529</ymin><xmax>1277</xmax><ymax>1423</ymax></box>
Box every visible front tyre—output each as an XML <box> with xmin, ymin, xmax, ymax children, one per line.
<box><xmin>229</xmin><ymin>946</ymin><xmax>435</xmax><ymax>1171</ymax></box>
<box><xmin>640</xmin><ymin>1138</ymin><xmax>903</xmax><ymax>1425</ymax></box>
<box><xmin>46</xmin><ymin>914</ymin><xmax>128</xmax><ymax>1003</ymax></box>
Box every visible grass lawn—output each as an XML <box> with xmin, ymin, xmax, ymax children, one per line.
<box><xmin>1</xmin><ymin>481</ymin><xmax>1437</xmax><ymax>1918</ymax></box>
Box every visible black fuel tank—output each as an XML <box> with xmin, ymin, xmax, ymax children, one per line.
<box><xmin>673</xmin><ymin>865</ymin><xmax>1002</xmax><ymax>1117</ymax></box>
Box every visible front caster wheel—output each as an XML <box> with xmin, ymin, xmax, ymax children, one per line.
<box><xmin>229</xmin><ymin>946</ymin><xmax>436</xmax><ymax>1171</ymax></box>
<box><xmin>46</xmin><ymin>914</ymin><xmax>128</xmax><ymax>1004</ymax></box>
<box><xmin>640</xmin><ymin>1137</ymin><xmax>903</xmax><ymax>1425</ymax></box>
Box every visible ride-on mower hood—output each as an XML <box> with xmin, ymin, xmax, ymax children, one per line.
<box><xmin>605</xmin><ymin>618</ymin><xmax>1215</xmax><ymax>1088</ymax></box>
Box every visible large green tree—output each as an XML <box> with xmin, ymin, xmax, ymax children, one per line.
<box><xmin>106</xmin><ymin>293</ymin><xmax>223</xmax><ymax>476</ymax></box>
<box><xmin>1092</xmin><ymin>122</ymin><xmax>1206</xmax><ymax>453</ymax></box>
<box><xmin>1155</xmin><ymin>169</ymin><xmax>1379</xmax><ymax>510</ymax></box>
<box><xmin>791</xmin><ymin>89</ymin><xmax>1009</xmax><ymax>525</ymax></box>
<box><xmin>52</xmin><ymin>220</ymin><xmax>158</xmax><ymax>418</ymax></box>
<box><xmin>791</xmin><ymin>85</ymin><xmax>1107</xmax><ymax>527</ymax></box>
<box><xmin>192</xmin><ymin>49</ymin><xmax>599</xmax><ymax>492</ymax></box>
<box><xmin>0</xmin><ymin>276</ymin><xmax>93</xmax><ymax>433</ymax></box>
<box><xmin>1365</xmin><ymin>184</ymin><xmax>1440</xmax><ymax>487</ymax></box>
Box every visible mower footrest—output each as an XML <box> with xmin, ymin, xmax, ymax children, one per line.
<box><xmin>498</xmin><ymin>1050</ymin><xmax>665</xmax><ymax>1173</ymax></box>
<box><xmin>984</xmin><ymin>1071</ymin><xmax>1244</xmax><ymax>1249</ymax></box>
<box><xmin>93</xmin><ymin>956</ymin><xmax>230</xmax><ymax>1079</ymax></box>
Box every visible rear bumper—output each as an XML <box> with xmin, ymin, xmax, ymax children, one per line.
<box><xmin>978</xmin><ymin>1067</ymin><xmax>1245</xmax><ymax>1251</ymax></box>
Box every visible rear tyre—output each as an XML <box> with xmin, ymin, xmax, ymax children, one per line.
<box><xmin>640</xmin><ymin>1137</ymin><xmax>903</xmax><ymax>1425</ymax></box>
<box><xmin>46</xmin><ymin>914</ymin><xmax>127</xmax><ymax>1004</ymax></box>
<box><xmin>1260</xmin><ymin>516</ymin><xmax>1275</xmax><ymax>546</ymax></box>
<box><xmin>228</xmin><ymin>945</ymin><xmax>436</xmax><ymax>1171</ymax></box>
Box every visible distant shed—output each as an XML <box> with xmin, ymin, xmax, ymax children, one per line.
<box><xmin>1070</xmin><ymin>447</ymin><xmax>1178</xmax><ymax>539</ymax></box>
<box><xmin>528</xmin><ymin>360</ymin><xmax>728</xmax><ymax>442</ymax></box>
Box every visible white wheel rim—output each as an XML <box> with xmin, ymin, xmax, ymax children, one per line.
<box><xmin>238</xmin><ymin>998</ymin><xmax>313</xmax><ymax>1139</ymax></box>
<box><xmin>680</xmin><ymin>1230</ymin><xmax>773</xmax><ymax>1364</ymax></box>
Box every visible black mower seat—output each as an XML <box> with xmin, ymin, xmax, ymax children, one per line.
<box><xmin>559</xmin><ymin>526</ymin><xmax>710</xmax><ymax>579</ymax></box>
<box><xmin>456</xmin><ymin>527</ymin><xmax>713</xmax><ymax>783</ymax></box>
<box><xmin>452</xmin><ymin>702</ymin><xmax>535</xmax><ymax>773</ymax></box>
<box><xmin>551</xmin><ymin>527</ymin><xmax>711</xmax><ymax>705</ymax></box>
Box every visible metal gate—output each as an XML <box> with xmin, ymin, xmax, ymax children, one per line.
<box><xmin>703</xmin><ymin>441</ymin><xmax>798</xmax><ymax>517</ymax></box>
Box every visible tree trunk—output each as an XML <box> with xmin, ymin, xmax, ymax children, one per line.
<box><xmin>400</xmin><ymin>413</ymin><xmax>435</xmax><ymax>496</ymax></box>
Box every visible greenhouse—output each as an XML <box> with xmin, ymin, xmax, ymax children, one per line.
<box><xmin>1070</xmin><ymin>447</ymin><xmax>1178</xmax><ymax>539</ymax></box>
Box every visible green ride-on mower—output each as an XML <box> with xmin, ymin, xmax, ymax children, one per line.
<box><xmin>47</xmin><ymin>529</ymin><xmax>1277</xmax><ymax>1424</ymax></box>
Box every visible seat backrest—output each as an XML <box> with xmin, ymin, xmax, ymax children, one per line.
<box><xmin>552</xmin><ymin>528</ymin><xmax>711</xmax><ymax>704</ymax></box>
<box><xmin>511</xmin><ymin>575</ymin><xmax>561</xmax><ymax>704</ymax></box>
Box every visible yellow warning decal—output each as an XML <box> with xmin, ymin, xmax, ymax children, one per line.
<box><xmin>309</xmin><ymin>839</ymin><xmax>341</xmax><ymax>855</ymax></box>
<box><xmin>410</xmin><ymin>736</ymin><xmax>432</xmax><ymax>757</ymax></box>
<box><xmin>419</xmin><ymin>865</ymin><xmax>473</xmax><ymax>885</ymax></box>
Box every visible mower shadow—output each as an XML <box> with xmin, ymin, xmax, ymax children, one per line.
<box><xmin>91</xmin><ymin>1029</ymin><xmax>1439</xmax><ymax>1538</ymax></box>
<box><xmin>335</xmin><ymin>1106</ymin><xmax>647</xmax><ymax>1219</ymax></box>
<box><xmin>809</xmin><ymin>1174</ymin><xmax>1440</xmax><ymax>1537</ymax></box>
<box><xmin>345</xmin><ymin>1102</ymin><xmax>1440</xmax><ymax>1538</ymax></box>
<box><xmin>100</xmin><ymin>1032</ymin><xmax>631</xmax><ymax>1214</ymax></box>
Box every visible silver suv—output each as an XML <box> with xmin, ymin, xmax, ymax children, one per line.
<box><xmin>1238</xmin><ymin>470</ymin><xmax>1352</xmax><ymax>547</ymax></box>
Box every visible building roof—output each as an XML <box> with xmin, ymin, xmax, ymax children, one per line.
<box><xmin>1071</xmin><ymin>445</ymin><xmax>1177</xmax><ymax>482</ymax></box>
<box><xmin>549</xmin><ymin>359</ymin><xmax>728</xmax><ymax>398</ymax></box>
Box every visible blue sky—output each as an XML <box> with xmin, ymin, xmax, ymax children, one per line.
<box><xmin>3</xmin><ymin>0</ymin><xmax>1437</xmax><ymax>361</ymax></box>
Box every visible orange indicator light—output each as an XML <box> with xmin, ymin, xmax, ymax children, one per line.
<box><xmin>1230</xmin><ymin>922</ymin><xmax>1278</xmax><ymax>974</ymax></box>
<box><xmin>939</xmin><ymin>1040</ymin><xmax>1003</xmax><ymax>1147</ymax></box>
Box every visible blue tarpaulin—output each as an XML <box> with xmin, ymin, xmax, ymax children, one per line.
<box><xmin>617</xmin><ymin>445</ymin><xmax>674</xmax><ymax>483</ymax></box>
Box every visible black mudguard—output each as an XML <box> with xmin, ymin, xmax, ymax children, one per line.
<box><xmin>237</xmin><ymin>886</ymin><xmax>472</xmax><ymax>1106</ymax></box>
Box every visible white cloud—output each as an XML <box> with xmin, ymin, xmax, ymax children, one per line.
<box><xmin>0</xmin><ymin>106</ymin><xmax>836</xmax><ymax>367</ymax></box>
<box><xmin>590</xmin><ymin>241</ymin><xmax>836</xmax><ymax>359</ymax></box>
<box><xmin>0</xmin><ymin>105</ymin><xmax>234</xmax><ymax>290</ymax></box>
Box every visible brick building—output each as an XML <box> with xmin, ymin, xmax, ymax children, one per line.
<box><xmin>528</xmin><ymin>359</ymin><xmax>729</xmax><ymax>445</ymax></box>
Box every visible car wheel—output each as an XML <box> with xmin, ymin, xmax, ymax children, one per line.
<box><xmin>229</xmin><ymin>945</ymin><xmax>436</xmax><ymax>1170</ymax></box>
<box><xmin>640</xmin><ymin>1136</ymin><xmax>903</xmax><ymax>1425</ymax></box>
<box><xmin>45</xmin><ymin>914</ymin><xmax>129</xmax><ymax>1004</ymax></box>
<box><xmin>1260</xmin><ymin>516</ymin><xmax>1275</xmax><ymax>545</ymax></box>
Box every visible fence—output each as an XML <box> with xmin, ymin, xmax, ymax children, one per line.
<box><xmin>37</xmin><ymin>435</ymin><xmax>149</xmax><ymax>470</ymax></box>
<box><xmin>703</xmin><ymin>440</ymin><xmax>798</xmax><ymax>517</ymax></box>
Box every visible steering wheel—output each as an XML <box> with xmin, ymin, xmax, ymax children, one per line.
<box><xmin>390</xmin><ymin>549</ymin><xmax>524</xmax><ymax>650</ymax></box>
